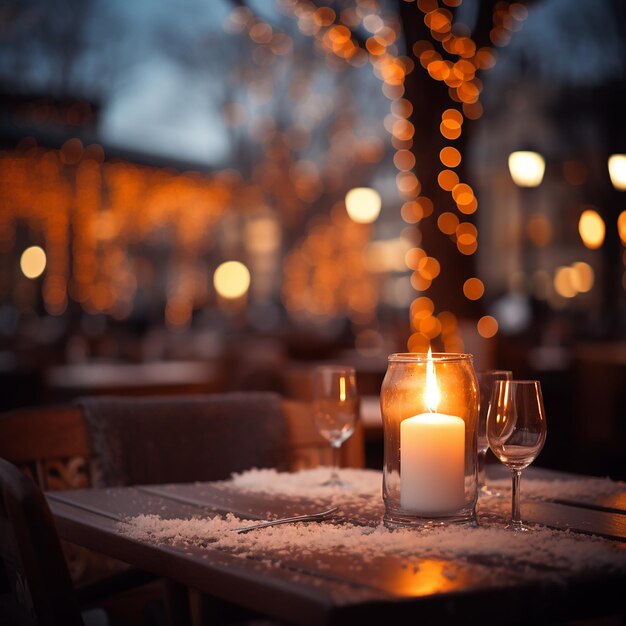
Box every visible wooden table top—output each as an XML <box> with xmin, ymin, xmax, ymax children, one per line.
<box><xmin>47</xmin><ymin>467</ymin><xmax>626</xmax><ymax>626</ymax></box>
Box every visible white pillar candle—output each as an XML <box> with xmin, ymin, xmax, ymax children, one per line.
<box><xmin>400</xmin><ymin>412</ymin><xmax>465</xmax><ymax>514</ymax></box>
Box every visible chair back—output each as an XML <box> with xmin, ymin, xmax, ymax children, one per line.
<box><xmin>0</xmin><ymin>406</ymin><xmax>90</xmax><ymax>491</ymax></box>
<box><xmin>78</xmin><ymin>392</ymin><xmax>290</xmax><ymax>486</ymax></box>
<box><xmin>0</xmin><ymin>457</ymin><xmax>83</xmax><ymax>626</ymax></box>
<box><xmin>0</xmin><ymin>393</ymin><xmax>364</xmax><ymax>489</ymax></box>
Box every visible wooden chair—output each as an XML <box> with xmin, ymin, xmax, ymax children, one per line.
<box><xmin>0</xmin><ymin>393</ymin><xmax>364</xmax><ymax>625</ymax></box>
<box><xmin>0</xmin><ymin>456</ymin><xmax>84</xmax><ymax>626</ymax></box>
<box><xmin>0</xmin><ymin>393</ymin><xmax>364</xmax><ymax>493</ymax></box>
<box><xmin>0</xmin><ymin>393</ymin><xmax>364</xmax><ymax>624</ymax></box>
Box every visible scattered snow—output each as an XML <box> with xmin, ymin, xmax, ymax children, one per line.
<box><xmin>118</xmin><ymin>468</ymin><xmax>626</xmax><ymax>585</ymax></box>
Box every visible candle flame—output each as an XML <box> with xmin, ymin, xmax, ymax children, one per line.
<box><xmin>339</xmin><ymin>376</ymin><xmax>346</xmax><ymax>402</ymax></box>
<box><xmin>425</xmin><ymin>346</ymin><xmax>440</xmax><ymax>412</ymax></box>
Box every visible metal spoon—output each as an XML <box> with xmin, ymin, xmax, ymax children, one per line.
<box><xmin>233</xmin><ymin>506</ymin><xmax>339</xmax><ymax>534</ymax></box>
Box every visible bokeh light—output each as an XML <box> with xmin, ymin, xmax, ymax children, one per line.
<box><xmin>618</xmin><ymin>211</ymin><xmax>626</xmax><ymax>245</ymax></box>
<box><xmin>571</xmin><ymin>262</ymin><xmax>594</xmax><ymax>293</ymax></box>
<box><xmin>213</xmin><ymin>261</ymin><xmax>251</xmax><ymax>299</ymax></box>
<box><xmin>345</xmin><ymin>187</ymin><xmax>382</xmax><ymax>224</ymax></box>
<box><xmin>477</xmin><ymin>315</ymin><xmax>498</xmax><ymax>338</ymax></box>
<box><xmin>578</xmin><ymin>209</ymin><xmax>605</xmax><ymax>249</ymax></box>
<box><xmin>508</xmin><ymin>151</ymin><xmax>545</xmax><ymax>187</ymax></box>
<box><xmin>463</xmin><ymin>277</ymin><xmax>484</xmax><ymax>300</ymax></box>
<box><xmin>554</xmin><ymin>266</ymin><xmax>577</xmax><ymax>298</ymax></box>
<box><xmin>608</xmin><ymin>154</ymin><xmax>626</xmax><ymax>191</ymax></box>
<box><xmin>20</xmin><ymin>246</ymin><xmax>47</xmax><ymax>279</ymax></box>
<box><xmin>526</xmin><ymin>214</ymin><xmax>552</xmax><ymax>247</ymax></box>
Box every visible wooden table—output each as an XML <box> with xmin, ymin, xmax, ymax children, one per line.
<box><xmin>47</xmin><ymin>468</ymin><xmax>626</xmax><ymax>626</ymax></box>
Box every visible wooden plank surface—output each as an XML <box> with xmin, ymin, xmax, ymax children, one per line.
<box><xmin>48</xmin><ymin>491</ymin><xmax>392</xmax><ymax>626</ymax></box>
<box><xmin>523</xmin><ymin>501</ymin><xmax>626</xmax><ymax>542</ymax></box>
<box><xmin>47</xmin><ymin>471</ymin><xmax>626</xmax><ymax>626</ymax></box>
<box><xmin>490</xmin><ymin>465</ymin><xmax>626</xmax><ymax>514</ymax></box>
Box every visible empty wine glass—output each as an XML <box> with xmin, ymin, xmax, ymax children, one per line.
<box><xmin>312</xmin><ymin>365</ymin><xmax>358</xmax><ymax>488</ymax></box>
<box><xmin>477</xmin><ymin>370</ymin><xmax>512</xmax><ymax>495</ymax></box>
<box><xmin>487</xmin><ymin>380</ymin><xmax>547</xmax><ymax>531</ymax></box>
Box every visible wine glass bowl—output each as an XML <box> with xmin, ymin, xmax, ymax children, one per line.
<box><xmin>312</xmin><ymin>365</ymin><xmax>358</xmax><ymax>487</ymax></box>
<box><xmin>487</xmin><ymin>380</ymin><xmax>547</xmax><ymax>530</ymax></box>
<box><xmin>476</xmin><ymin>370</ymin><xmax>512</xmax><ymax>494</ymax></box>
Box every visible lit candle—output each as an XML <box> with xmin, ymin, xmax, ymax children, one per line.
<box><xmin>400</xmin><ymin>350</ymin><xmax>465</xmax><ymax>514</ymax></box>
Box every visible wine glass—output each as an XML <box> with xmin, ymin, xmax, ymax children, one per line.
<box><xmin>477</xmin><ymin>370</ymin><xmax>512</xmax><ymax>494</ymax></box>
<box><xmin>487</xmin><ymin>380</ymin><xmax>547</xmax><ymax>531</ymax></box>
<box><xmin>312</xmin><ymin>365</ymin><xmax>358</xmax><ymax>488</ymax></box>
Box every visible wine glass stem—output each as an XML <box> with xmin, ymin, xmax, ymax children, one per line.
<box><xmin>511</xmin><ymin>469</ymin><xmax>522</xmax><ymax>527</ymax></box>
<box><xmin>477</xmin><ymin>451</ymin><xmax>487</xmax><ymax>488</ymax></box>
<box><xmin>330</xmin><ymin>442</ymin><xmax>341</xmax><ymax>484</ymax></box>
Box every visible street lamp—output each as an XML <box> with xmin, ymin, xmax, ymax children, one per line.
<box><xmin>345</xmin><ymin>187</ymin><xmax>382</xmax><ymax>224</ymax></box>
<box><xmin>608</xmin><ymin>154</ymin><xmax>626</xmax><ymax>191</ymax></box>
<box><xmin>508</xmin><ymin>151</ymin><xmax>545</xmax><ymax>187</ymax></box>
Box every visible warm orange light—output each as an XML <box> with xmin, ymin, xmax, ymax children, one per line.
<box><xmin>442</xmin><ymin>109</ymin><xmax>463</xmax><ymax>125</ymax></box>
<box><xmin>457</xmin><ymin>82</ymin><xmax>479</xmax><ymax>103</ymax></box>
<box><xmin>455</xmin><ymin>222</ymin><xmax>477</xmax><ymax>245</ymax></box>
<box><xmin>437</xmin><ymin>212</ymin><xmax>459</xmax><ymax>235</ymax></box>
<box><xmin>417</xmin><ymin>0</ymin><xmax>439</xmax><ymax>14</ymax></box>
<box><xmin>313</xmin><ymin>7</ymin><xmax>336</xmax><ymax>26</ymax></box>
<box><xmin>427</xmin><ymin>60</ymin><xmax>451</xmax><ymax>81</ymax></box>
<box><xmin>553</xmin><ymin>267</ymin><xmax>575</xmax><ymax>298</ymax></box>
<box><xmin>457</xmin><ymin>239</ymin><xmax>478</xmax><ymax>255</ymax></box>
<box><xmin>618</xmin><ymin>211</ymin><xmax>626</xmax><ymax>245</ymax></box>
<box><xmin>20</xmin><ymin>246</ymin><xmax>47</xmax><ymax>279</ymax></box>
<box><xmin>438</xmin><ymin>169</ymin><xmax>459</xmax><ymax>190</ymax></box>
<box><xmin>452</xmin><ymin>60</ymin><xmax>475</xmax><ymax>81</ymax></box>
<box><xmin>440</xmin><ymin>146</ymin><xmax>461</xmax><ymax>168</ymax></box>
<box><xmin>410</xmin><ymin>272</ymin><xmax>432</xmax><ymax>291</ymax></box>
<box><xmin>394</xmin><ymin>149</ymin><xmax>416</xmax><ymax>171</ymax></box>
<box><xmin>425</xmin><ymin>10</ymin><xmax>451</xmax><ymax>34</ymax></box>
<box><xmin>408</xmin><ymin>332</ymin><xmax>431</xmax><ymax>353</ymax></box>
<box><xmin>463</xmin><ymin>277</ymin><xmax>484</xmax><ymax>300</ymax></box>
<box><xmin>457</xmin><ymin>196</ymin><xmax>478</xmax><ymax>215</ymax></box>
<box><xmin>571</xmin><ymin>262</ymin><xmax>594</xmax><ymax>293</ymax></box>
<box><xmin>415</xmin><ymin>196</ymin><xmax>434</xmax><ymax>218</ymax></box>
<box><xmin>578</xmin><ymin>209</ymin><xmax>605</xmax><ymax>249</ymax></box>
<box><xmin>411</xmin><ymin>296</ymin><xmax>434</xmax><ymax>319</ymax></box>
<box><xmin>401</xmin><ymin>201</ymin><xmax>423</xmax><ymax>224</ymax></box>
<box><xmin>417</xmin><ymin>256</ymin><xmax>441</xmax><ymax>280</ymax></box>
<box><xmin>477</xmin><ymin>315</ymin><xmax>498</xmax><ymax>338</ymax></box>
<box><xmin>420</xmin><ymin>315</ymin><xmax>442</xmax><ymax>339</ymax></box>
<box><xmin>392</xmin><ymin>119</ymin><xmax>415</xmax><ymax>140</ymax></box>
<box><xmin>397</xmin><ymin>172</ymin><xmax>421</xmax><ymax>195</ymax></box>
<box><xmin>213</xmin><ymin>261</ymin><xmax>251</xmax><ymax>299</ymax></box>
<box><xmin>440</xmin><ymin>121</ymin><xmax>461</xmax><ymax>140</ymax></box>
<box><xmin>462</xmin><ymin>101</ymin><xmax>483</xmax><ymax>120</ymax></box>
<box><xmin>452</xmin><ymin>183</ymin><xmax>474</xmax><ymax>207</ymax></box>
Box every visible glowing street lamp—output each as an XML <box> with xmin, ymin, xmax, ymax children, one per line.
<box><xmin>213</xmin><ymin>261</ymin><xmax>250</xmax><ymax>299</ymax></box>
<box><xmin>20</xmin><ymin>246</ymin><xmax>47</xmax><ymax>279</ymax></box>
<box><xmin>608</xmin><ymin>154</ymin><xmax>626</xmax><ymax>191</ymax></box>
<box><xmin>508</xmin><ymin>151</ymin><xmax>545</xmax><ymax>188</ymax></box>
<box><xmin>345</xmin><ymin>187</ymin><xmax>382</xmax><ymax>224</ymax></box>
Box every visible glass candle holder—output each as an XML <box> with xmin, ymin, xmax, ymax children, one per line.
<box><xmin>381</xmin><ymin>353</ymin><xmax>479</xmax><ymax>527</ymax></box>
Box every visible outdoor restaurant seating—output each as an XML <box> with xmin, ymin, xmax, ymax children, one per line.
<box><xmin>0</xmin><ymin>393</ymin><xmax>364</xmax><ymax>493</ymax></box>
<box><xmin>0</xmin><ymin>390</ymin><xmax>366</xmax><ymax>624</ymax></box>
